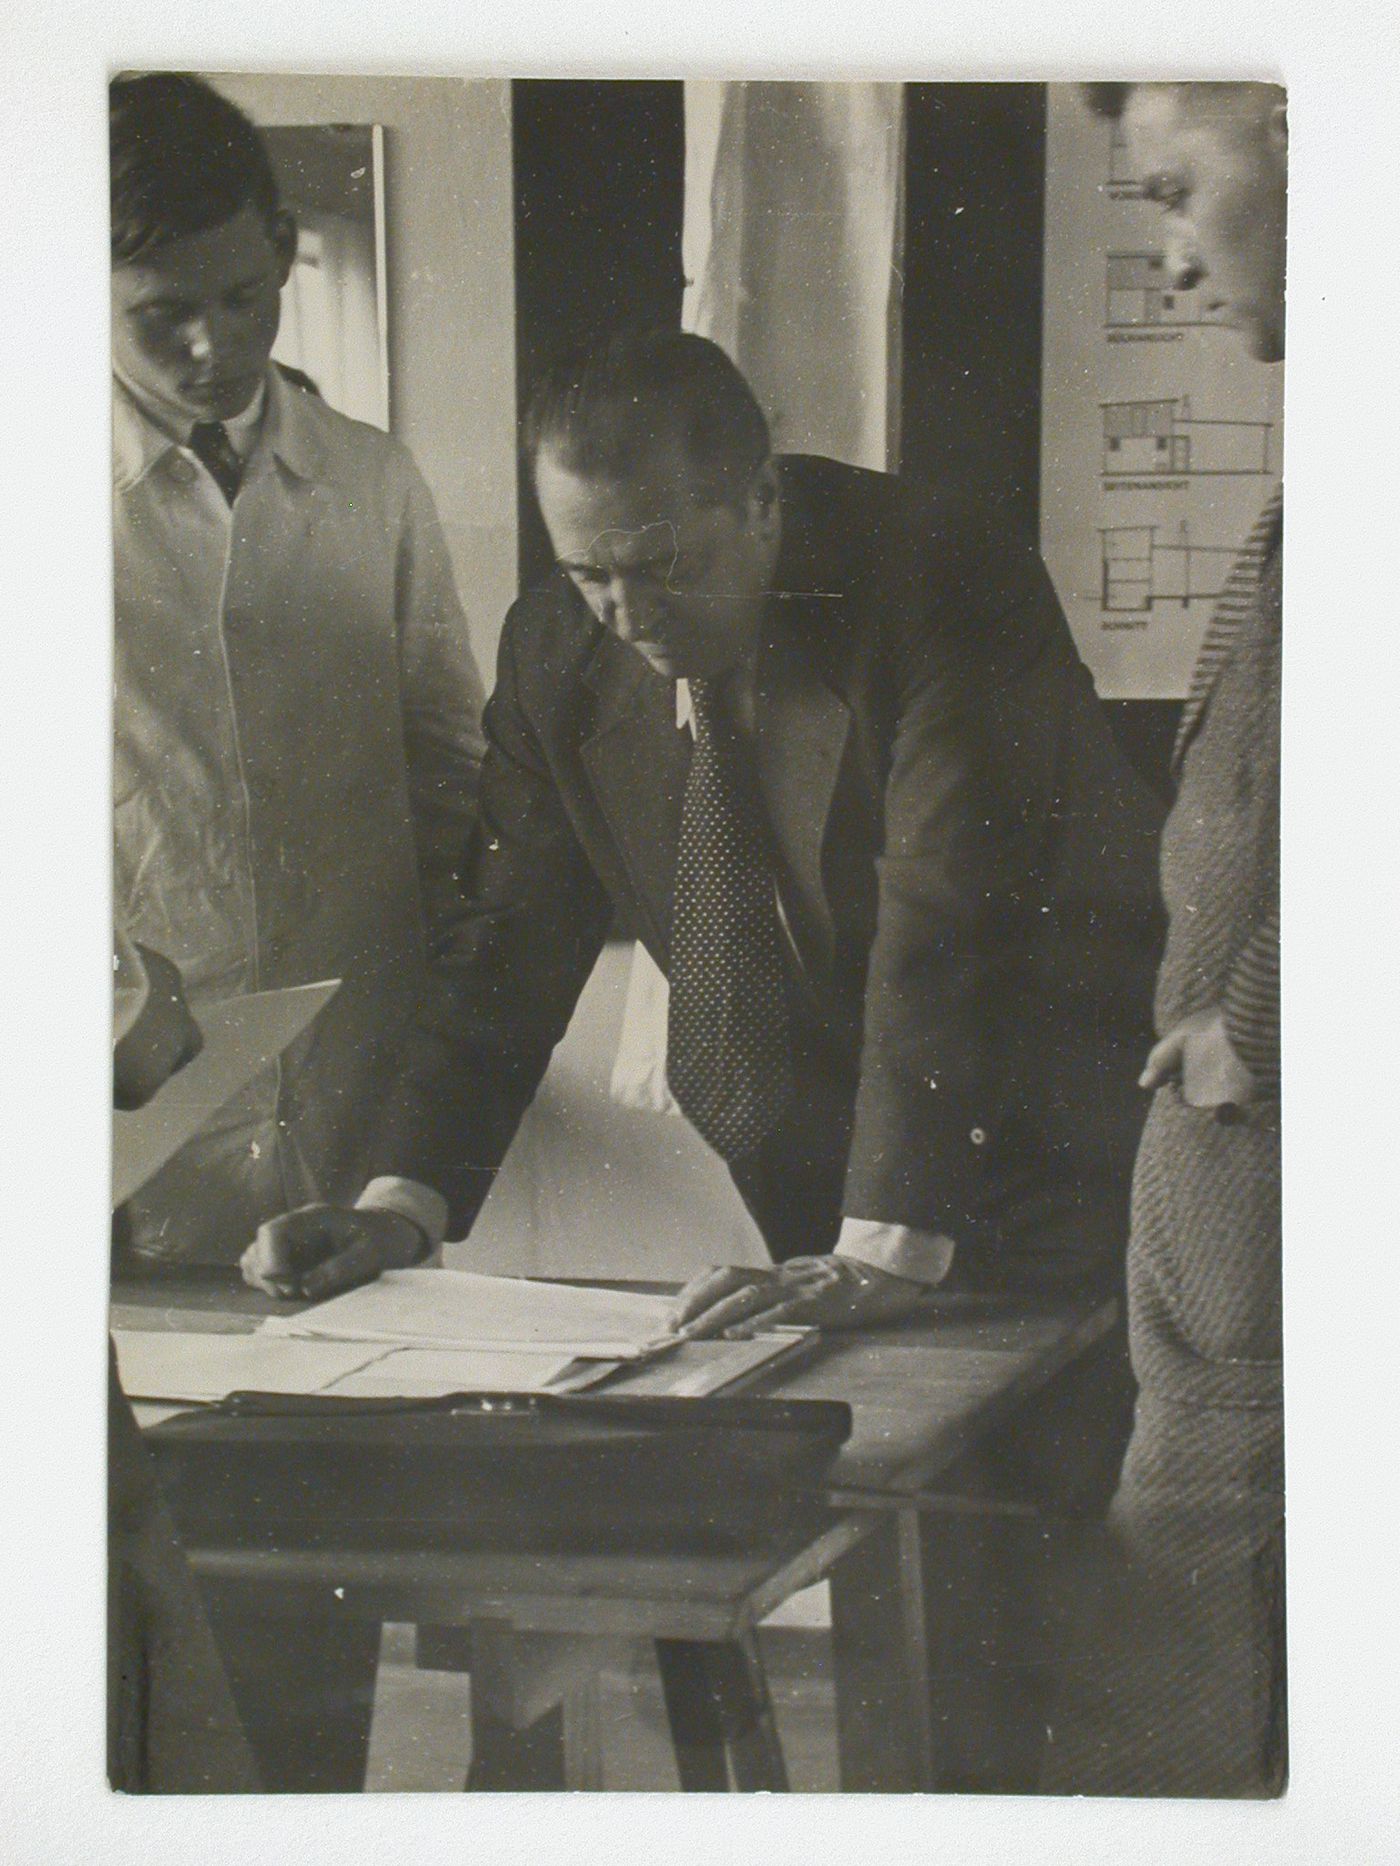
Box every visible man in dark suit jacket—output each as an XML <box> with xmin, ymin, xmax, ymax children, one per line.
<box><xmin>244</xmin><ymin>330</ymin><xmax>1165</xmax><ymax>1334</ymax></box>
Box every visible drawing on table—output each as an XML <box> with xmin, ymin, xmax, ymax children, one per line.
<box><xmin>1100</xmin><ymin>521</ymin><xmax>1240</xmax><ymax>614</ymax></box>
<box><xmin>1105</xmin><ymin>251</ymin><xmax>1228</xmax><ymax>331</ymax></box>
<box><xmin>1101</xmin><ymin>396</ymin><xmax>1274</xmax><ymax>478</ymax></box>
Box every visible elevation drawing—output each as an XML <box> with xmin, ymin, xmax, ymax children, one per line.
<box><xmin>1105</xmin><ymin>120</ymin><xmax>1146</xmax><ymax>197</ymax></box>
<box><xmin>1105</xmin><ymin>251</ymin><xmax>1228</xmax><ymax>330</ymax></box>
<box><xmin>1101</xmin><ymin>396</ymin><xmax>1273</xmax><ymax>478</ymax></box>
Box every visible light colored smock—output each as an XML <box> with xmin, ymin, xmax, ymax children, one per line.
<box><xmin>113</xmin><ymin>367</ymin><xmax>485</xmax><ymax>1262</ymax></box>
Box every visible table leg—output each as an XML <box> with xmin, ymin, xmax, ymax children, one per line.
<box><xmin>708</xmin><ymin>1634</ymin><xmax>789</xmax><ymax>1792</ymax></box>
<box><xmin>830</xmin><ymin>1510</ymin><xmax>935</xmax><ymax>1792</ymax></box>
<box><xmin>655</xmin><ymin>1636</ymin><xmax>788</xmax><ymax>1792</ymax></box>
<box><xmin>449</xmin><ymin>1624</ymin><xmax>610</xmax><ymax>1790</ymax></box>
<box><xmin>655</xmin><ymin>1639</ymin><xmax>730</xmax><ymax>1790</ymax></box>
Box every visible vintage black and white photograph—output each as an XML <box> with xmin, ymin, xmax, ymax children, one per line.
<box><xmin>104</xmin><ymin>66</ymin><xmax>1286</xmax><ymax>1799</ymax></box>
<box><xmin>4</xmin><ymin>3</ymin><xmax>1397</xmax><ymax>1856</ymax></box>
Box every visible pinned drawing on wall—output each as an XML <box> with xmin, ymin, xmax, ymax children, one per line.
<box><xmin>263</xmin><ymin>124</ymin><xmax>389</xmax><ymax>431</ymax></box>
<box><xmin>1039</xmin><ymin>87</ymin><xmax>1285</xmax><ymax>699</ymax></box>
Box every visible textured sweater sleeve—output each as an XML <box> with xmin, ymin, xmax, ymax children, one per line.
<box><xmin>1221</xmin><ymin>905</ymin><xmax>1280</xmax><ymax>1092</ymax></box>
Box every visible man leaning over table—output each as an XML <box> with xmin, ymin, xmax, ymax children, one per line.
<box><xmin>244</xmin><ymin>327</ymin><xmax>1166</xmax><ymax>1348</ymax></box>
<box><xmin>236</xmin><ymin>327</ymin><xmax>1173</xmax><ymax>1792</ymax></box>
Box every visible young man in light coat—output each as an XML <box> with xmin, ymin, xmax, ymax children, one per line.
<box><xmin>111</xmin><ymin>74</ymin><xmax>485</xmax><ymax>1278</ymax></box>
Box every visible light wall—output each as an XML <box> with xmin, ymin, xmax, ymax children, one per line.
<box><xmin>208</xmin><ymin>73</ymin><xmax>518</xmax><ymax>681</ymax></box>
<box><xmin>209</xmin><ymin>76</ymin><xmax>766</xmax><ymax>1279</ymax></box>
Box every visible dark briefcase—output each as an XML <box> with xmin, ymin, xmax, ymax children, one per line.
<box><xmin>144</xmin><ymin>1391</ymin><xmax>854</xmax><ymax>1556</ymax></box>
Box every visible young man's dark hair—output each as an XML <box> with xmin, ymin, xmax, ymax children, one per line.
<box><xmin>523</xmin><ymin>328</ymin><xmax>772</xmax><ymax>512</ymax></box>
<box><xmin>110</xmin><ymin>72</ymin><xmax>283</xmax><ymax>264</ymax></box>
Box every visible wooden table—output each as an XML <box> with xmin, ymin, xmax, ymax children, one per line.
<box><xmin>114</xmin><ymin>1271</ymin><xmax>1118</xmax><ymax>1793</ymax></box>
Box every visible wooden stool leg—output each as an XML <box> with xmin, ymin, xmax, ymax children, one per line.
<box><xmin>707</xmin><ymin>1634</ymin><xmax>789</xmax><ymax>1792</ymax></box>
<box><xmin>655</xmin><ymin>1639</ymin><xmax>729</xmax><ymax>1790</ymax></box>
<box><xmin>467</xmin><ymin>1701</ymin><xmax>565</xmax><ymax>1790</ymax></box>
<box><xmin>458</xmin><ymin>1623</ymin><xmax>606</xmax><ymax>1790</ymax></box>
<box><xmin>562</xmin><ymin>1675</ymin><xmax>604</xmax><ymax>1790</ymax></box>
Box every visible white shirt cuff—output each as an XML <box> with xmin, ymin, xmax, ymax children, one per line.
<box><xmin>355</xmin><ymin>1176</ymin><xmax>448</xmax><ymax>1259</ymax></box>
<box><xmin>834</xmin><ymin>1218</ymin><xmax>956</xmax><ymax>1288</ymax></box>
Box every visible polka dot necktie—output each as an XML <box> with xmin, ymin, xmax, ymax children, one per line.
<box><xmin>666</xmin><ymin>676</ymin><xmax>795</xmax><ymax>1160</ymax></box>
<box><xmin>188</xmin><ymin>421</ymin><xmax>244</xmax><ymax>506</ymax></box>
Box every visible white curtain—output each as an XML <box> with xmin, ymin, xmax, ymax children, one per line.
<box><xmin>684</xmin><ymin>80</ymin><xmax>905</xmax><ymax>469</ymax></box>
<box><xmin>612</xmin><ymin>81</ymin><xmax>906</xmax><ymax>1116</ymax></box>
<box><xmin>273</xmin><ymin>212</ymin><xmax>385</xmax><ymax>429</ymax></box>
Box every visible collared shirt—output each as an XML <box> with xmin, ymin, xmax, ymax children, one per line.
<box><xmin>674</xmin><ymin>676</ymin><xmax>954</xmax><ymax>1290</ymax></box>
<box><xmin>113</xmin><ymin>370</ymin><xmax>266</xmax><ymax>456</ymax></box>
<box><xmin>114</xmin><ymin>367</ymin><xmax>484</xmax><ymax>1262</ymax></box>
<box><xmin>206</xmin><ymin>383</ymin><xmax>266</xmax><ymax>459</ymax></box>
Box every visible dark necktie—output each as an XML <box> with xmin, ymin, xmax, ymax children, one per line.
<box><xmin>666</xmin><ymin>676</ymin><xmax>794</xmax><ymax>1161</ymax></box>
<box><xmin>188</xmin><ymin>421</ymin><xmax>243</xmax><ymax>506</ymax></box>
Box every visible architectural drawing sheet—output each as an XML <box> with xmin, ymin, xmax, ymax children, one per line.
<box><xmin>111</xmin><ymin>980</ymin><xmax>339</xmax><ymax>1209</ymax></box>
<box><xmin>1040</xmin><ymin>87</ymin><xmax>1285</xmax><ymax>698</ymax></box>
<box><xmin>260</xmin><ymin>1267</ymin><xmax>680</xmax><ymax>1359</ymax></box>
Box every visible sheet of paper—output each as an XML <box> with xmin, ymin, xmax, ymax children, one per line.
<box><xmin>112</xmin><ymin>980</ymin><xmax>340</xmax><ymax>1208</ymax></box>
<box><xmin>262</xmin><ymin>1267</ymin><xmax>679</xmax><ymax>1360</ymax></box>
<box><xmin>112</xmin><ymin>1328</ymin><xmax>385</xmax><ymax>1404</ymax></box>
<box><xmin>323</xmin><ymin>1346</ymin><xmax>607</xmax><ymax>1399</ymax></box>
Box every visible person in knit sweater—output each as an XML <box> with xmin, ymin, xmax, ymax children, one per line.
<box><xmin>1043</xmin><ymin>82</ymin><xmax>1287</xmax><ymax>1798</ymax></box>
